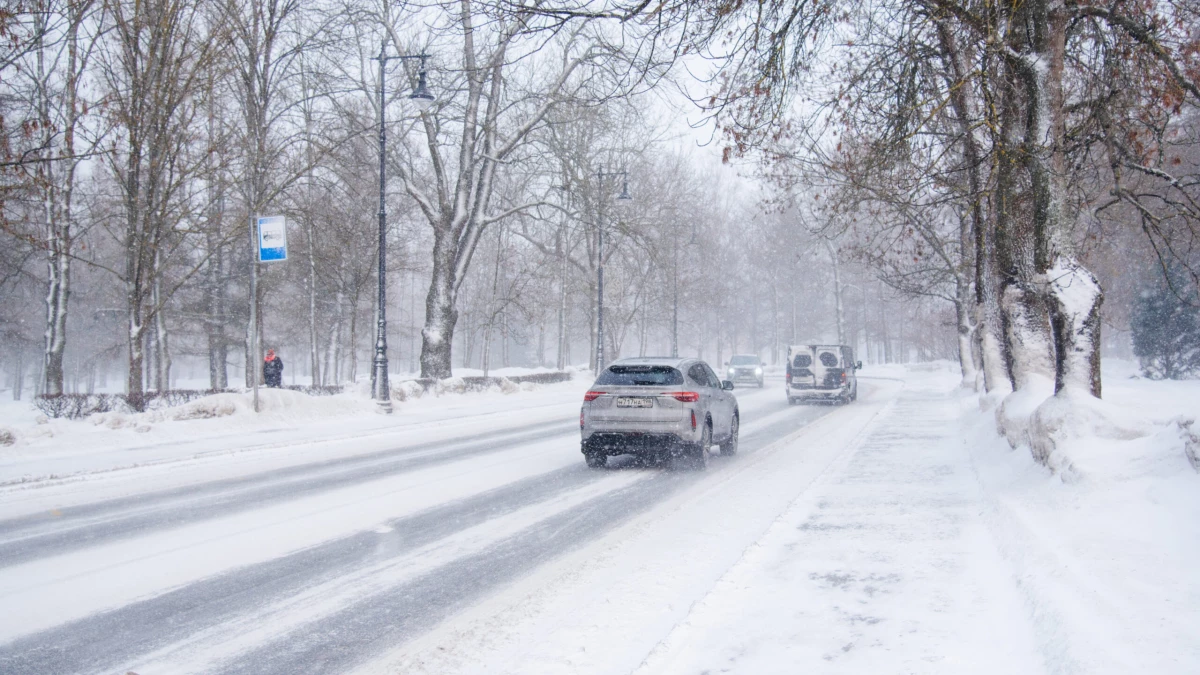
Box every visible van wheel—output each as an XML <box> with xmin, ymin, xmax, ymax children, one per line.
<box><xmin>722</xmin><ymin>414</ymin><xmax>739</xmax><ymax>456</ymax></box>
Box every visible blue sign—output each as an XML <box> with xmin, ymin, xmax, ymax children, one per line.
<box><xmin>257</xmin><ymin>215</ymin><xmax>287</xmax><ymax>262</ymax></box>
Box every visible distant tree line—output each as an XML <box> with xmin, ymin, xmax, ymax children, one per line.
<box><xmin>1</xmin><ymin>0</ymin><xmax>969</xmax><ymax>402</ymax></box>
<box><xmin>11</xmin><ymin>0</ymin><xmax>1192</xmax><ymax>410</ymax></box>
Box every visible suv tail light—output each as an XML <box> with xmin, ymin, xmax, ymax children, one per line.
<box><xmin>841</xmin><ymin>371</ymin><xmax>847</xmax><ymax>382</ymax></box>
<box><xmin>690</xmin><ymin>409</ymin><xmax>697</xmax><ymax>429</ymax></box>
<box><xmin>580</xmin><ymin>408</ymin><xmax>585</xmax><ymax>428</ymax></box>
<box><xmin>583</xmin><ymin>391</ymin><xmax>606</xmax><ymax>402</ymax></box>
<box><xmin>786</xmin><ymin>372</ymin><xmax>792</xmax><ymax>384</ymax></box>
<box><xmin>663</xmin><ymin>391</ymin><xmax>699</xmax><ymax>402</ymax></box>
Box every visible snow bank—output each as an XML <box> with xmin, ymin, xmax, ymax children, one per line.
<box><xmin>964</xmin><ymin>386</ymin><xmax>1200</xmax><ymax>673</ymax></box>
<box><xmin>1027</xmin><ymin>389</ymin><xmax>1153</xmax><ymax>479</ymax></box>
<box><xmin>84</xmin><ymin>389</ymin><xmax>377</xmax><ymax>432</ymax></box>
<box><xmin>995</xmin><ymin>374</ymin><xmax>1055</xmax><ymax>450</ymax></box>
<box><xmin>986</xmin><ymin>357</ymin><xmax>1200</xmax><ymax>480</ymax></box>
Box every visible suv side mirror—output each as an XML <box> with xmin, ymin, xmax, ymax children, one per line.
<box><xmin>856</xmin><ymin>361</ymin><xmax>863</xmax><ymax>370</ymax></box>
<box><xmin>722</xmin><ymin>380</ymin><xmax>734</xmax><ymax>391</ymax></box>
<box><xmin>724</xmin><ymin>361</ymin><xmax>729</xmax><ymax>367</ymax></box>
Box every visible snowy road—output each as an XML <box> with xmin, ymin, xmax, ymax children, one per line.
<box><xmin>0</xmin><ymin>376</ymin><xmax>860</xmax><ymax>674</ymax></box>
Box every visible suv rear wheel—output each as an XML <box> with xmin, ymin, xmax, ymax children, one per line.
<box><xmin>691</xmin><ymin>422</ymin><xmax>712</xmax><ymax>470</ymax></box>
<box><xmin>721</xmin><ymin>414</ymin><xmax>739</xmax><ymax>456</ymax></box>
<box><xmin>584</xmin><ymin>451</ymin><xmax>606</xmax><ymax>468</ymax></box>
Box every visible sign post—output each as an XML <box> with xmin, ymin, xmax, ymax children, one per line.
<box><xmin>251</xmin><ymin>216</ymin><xmax>288</xmax><ymax>412</ymax></box>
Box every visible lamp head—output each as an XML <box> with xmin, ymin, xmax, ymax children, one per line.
<box><xmin>410</xmin><ymin>60</ymin><xmax>434</xmax><ymax>112</ymax></box>
<box><xmin>617</xmin><ymin>176</ymin><xmax>631</xmax><ymax>200</ymax></box>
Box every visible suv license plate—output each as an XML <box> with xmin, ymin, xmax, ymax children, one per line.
<box><xmin>616</xmin><ymin>397</ymin><xmax>653</xmax><ymax>408</ymax></box>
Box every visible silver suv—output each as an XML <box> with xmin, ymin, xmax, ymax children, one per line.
<box><xmin>580</xmin><ymin>357</ymin><xmax>739</xmax><ymax>469</ymax></box>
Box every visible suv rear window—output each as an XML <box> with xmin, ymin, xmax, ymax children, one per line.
<box><xmin>595</xmin><ymin>366</ymin><xmax>684</xmax><ymax>386</ymax></box>
<box><xmin>792</xmin><ymin>354</ymin><xmax>812</xmax><ymax>368</ymax></box>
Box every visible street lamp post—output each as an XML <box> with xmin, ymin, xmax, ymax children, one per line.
<box><xmin>594</xmin><ymin>168</ymin><xmax>630</xmax><ymax>374</ymax></box>
<box><xmin>371</xmin><ymin>39</ymin><xmax>434</xmax><ymax>412</ymax></box>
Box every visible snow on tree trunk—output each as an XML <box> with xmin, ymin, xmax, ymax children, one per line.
<box><xmin>954</xmin><ymin>296</ymin><xmax>977</xmax><ymax>387</ymax></box>
<box><xmin>153</xmin><ymin>253</ymin><xmax>171</xmax><ymax>391</ymax></box>
<box><xmin>43</xmin><ymin>238</ymin><xmax>69</xmax><ymax>398</ymax></box>
<box><xmin>127</xmin><ymin>311</ymin><xmax>145</xmax><ymax>405</ymax></box>
<box><xmin>1043</xmin><ymin>259</ymin><xmax>1103</xmax><ymax>396</ymax></box>
<box><xmin>977</xmin><ymin>299</ymin><xmax>1011</xmax><ymax>397</ymax></box>
<box><xmin>1000</xmin><ymin>282</ymin><xmax>1055</xmax><ymax>391</ymax></box>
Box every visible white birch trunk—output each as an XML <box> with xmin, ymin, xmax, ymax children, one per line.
<box><xmin>153</xmin><ymin>267</ymin><xmax>171</xmax><ymax>391</ymax></box>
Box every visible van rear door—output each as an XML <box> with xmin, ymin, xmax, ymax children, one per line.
<box><xmin>812</xmin><ymin>346</ymin><xmax>844</xmax><ymax>389</ymax></box>
<box><xmin>787</xmin><ymin>347</ymin><xmax>816</xmax><ymax>389</ymax></box>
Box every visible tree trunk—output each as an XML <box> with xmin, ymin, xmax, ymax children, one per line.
<box><xmin>206</xmin><ymin>234</ymin><xmax>228</xmax><ymax>389</ymax></box>
<box><xmin>348</xmin><ymin>288</ymin><xmax>359</xmax><ymax>383</ymax></box>
<box><xmin>826</xmin><ymin>239</ymin><xmax>845</xmax><ymax>345</ymax></box>
<box><xmin>1000</xmin><ymin>281</ymin><xmax>1055</xmax><ymax>390</ymax></box>
<box><xmin>12</xmin><ymin>350</ymin><xmax>25</xmax><ymax>401</ymax></box>
<box><xmin>420</xmin><ymin>233</ymin><xmax>459</xmax><ymax>379</ymax></box>
<box><xmin>537</xmin><ymin>320</ymin><xmax>546</xmax><ymax>367</ymax></box>
<box><xmin>954</xmin><ymin>295</ymin><xmax>978</xmax><ymax>387</ymax></box>
<box><xmin>127</xmin><ymin>311</ymin><xmax>145</xmax><ymax>405</ymax></box>
<box><xmin>153</xmin><ymin>270</ymin><xmax>171</xmax><ymax>391</ymax></box>
<box><xmin>324</xmin><ymin>290</ymin><xmax>344</xmax><ymax>385</ymax></box>
<box><xmin>43</xmin><ymin>232</ymin><xmax>70</xmax><ymax>397</ymax></box>
<box><xmin>39</xmin><ymin>16</ymin><xmax>74</xmax><ymax>398</ymax></box>
<box><xmin>307</xmin><ymin>219</ymin><xmax>321</xmax><ymax>386</ymax></box>
<box><xmin>1021</xmin><ymin>0</ymin><xmax>1104</xmax><ymax>397</ymax></box>
<box><xmin>1045</xmin><ymin>260</ymin><xmax>1103</xmax><ymax>395</ymax></box>
<box><xmin>556</xmin><ymin>235</ymin><xmax>567</xmax><ymax>370</ymax></box>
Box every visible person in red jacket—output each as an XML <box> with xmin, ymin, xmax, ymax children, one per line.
<box><xmin>263</xmin><ymin>349</ymin><xmax>284</xmax><ymax>387</ymax></box>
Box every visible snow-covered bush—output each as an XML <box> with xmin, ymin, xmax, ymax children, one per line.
<box><xmin>0</xmin><ymin>427</ymin><xmax>16</xmax><ymax>446</ymax></box>
<box><xmin>436</xmin><ymin>377</ymin><xmax>467</xmax><ymax>395</ymax></box>
<box><xmin>171</xmin><ymin>397</ymin><xmax>238</xmax><ymax>420</ymax></box>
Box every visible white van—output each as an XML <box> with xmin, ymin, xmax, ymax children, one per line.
<box><xmin>785</xmin><ymin>344</ymin><xmax>861</xmax><ymax>405</ymax></box>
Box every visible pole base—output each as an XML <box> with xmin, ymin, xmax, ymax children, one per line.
<box><xmin>375</xmin><ymin>399</ymin><xmax>394</xmax><ymax>414</ymax></box>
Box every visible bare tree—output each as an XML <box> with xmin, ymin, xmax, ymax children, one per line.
<box><xmin>97</xmin><ymin>0</ymin><xmax>218</xmax><ymax>399</ymax></box>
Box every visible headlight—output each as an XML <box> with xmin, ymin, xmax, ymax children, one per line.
<box><xmin>755</xmin><ymin>367</ymin><xmax>762</xmax><ymax>375</ymax></box>
<box><xmin>728</xmin><ymin>368</ymin><xmax>735</xmax><ymax>374</ymax></box>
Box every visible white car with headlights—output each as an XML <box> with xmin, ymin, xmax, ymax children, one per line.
<box><xmin>580</xmin><ymin>357</ymin><xmax>739</xmax><ymax>469</ymax></box>
<box><xmin>724</xmin><ymin>354</ymin><xmax>765</xmax><ymax>388</ymax></box>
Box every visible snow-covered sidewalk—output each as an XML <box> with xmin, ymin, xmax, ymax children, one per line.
<box><xmin>637</xmin><ymin>376</ymin><xmax>1046</xmax><ymax>674</ymax></box>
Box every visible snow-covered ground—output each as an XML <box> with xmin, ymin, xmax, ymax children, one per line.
<box><xmin>0</xmin><ymin>369</ymin><xmax>589</xmax><ymax>487</ymax></box>
<box><xmin>0</xmin><ymin>363</ymin><xmax>1196</xmax><ymax>674</ymax></box>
